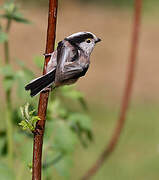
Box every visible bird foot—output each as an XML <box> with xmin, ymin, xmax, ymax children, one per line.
<box><xmin>43</xmin><ymin>86</ymin><xmax>52</xmax><ymax>92</ymax></box>
<box><xmin>43</xmin><ymin>53</ymin><xmax>53</xmax><ymax>57</ymax></box>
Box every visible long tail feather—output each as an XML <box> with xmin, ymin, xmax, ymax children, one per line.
<box><xmin>25</xmin><ymin>69</ymin><xmax>56</xmax><ymax>97</ymax></box>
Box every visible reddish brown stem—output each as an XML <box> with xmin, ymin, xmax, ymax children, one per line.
<box><xmin>81</xmin><ymin>0</ymin><xmax>142</xmax><ymax>179</ymax></box>
<box><xmin>32</xmin><ymin>0</ymin><xmax>58</xmax><ymax>180</ymax></box>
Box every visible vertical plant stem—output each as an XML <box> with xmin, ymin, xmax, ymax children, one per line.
<box><xmin>5</xmin><ymin>108</ymin><xmax>13</xmax><ymax>167</ymax></box>
<box><xmin>32</xmin><ymin>0</ymin><xmax>58</xmax><ymax>180</ymax></box>
<box><xmin>4</xmin><ymin>41</ymin><xmax>9</xmax><ymax>64</ymax></box>
<box><xmin>4</xmin><ymin>19</ymin><xmax>13</xmax><ymax>167</ymax></box>
<box><xmin>5</xmin><ymin>19</ymin><xmax>11</xmax><ymax>64</ymax></box>
<box><xmin>81</xmin><ymin>0</ymin><xmax>142</xmax><ymax>179</ymax></box>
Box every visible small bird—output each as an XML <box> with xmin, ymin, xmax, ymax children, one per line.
<box><xmin>25</xmin><ymin>32</ymin><xmax>101</xmax><ymax>97</ymax></box>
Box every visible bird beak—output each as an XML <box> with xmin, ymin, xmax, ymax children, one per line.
<box><xmin>95</xmin><ymin>38</ymin><xmax>101</xmax><ymax>44</ymax></box>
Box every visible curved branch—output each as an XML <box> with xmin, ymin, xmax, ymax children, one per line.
<box><xmin>81</xmin><ymin>0</ymin><xmax>142</xmax><ymax>179</ymax></box>
<box><xmin>32</xmin><ymin>0</ymin><xmax>58</xmax><ymax>180</ymax></box>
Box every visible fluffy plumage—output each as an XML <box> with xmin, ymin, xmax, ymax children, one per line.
<box><xmin>25</xmin><ymin>32</ymin><xmax>101</xmax><ymax>97</ymax></box>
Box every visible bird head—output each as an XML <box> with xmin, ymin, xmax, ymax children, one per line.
<box><xmin>65</xmin><ymin>32</ymin><xmax>101</xmax><ymax>55</ymax></box>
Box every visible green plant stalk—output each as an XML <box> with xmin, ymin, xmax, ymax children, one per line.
<box><xmin>4</xmin><ymin>19</ymin><xmax>11</xmax><ymax>63</ymax></box>
<box><xmin>4</xmin><ymin>19</ymin><xmax>13</xmax><ymax>167</ymax></box>
<box><xmin>5</xmin><ymin>107</ymin><xmax>13</xmax><ymax>167</ymax></box>
<box><xmin>4</xmin><ymin>40</ymin><xmax>10</xmax><ymax>63</ymax></box>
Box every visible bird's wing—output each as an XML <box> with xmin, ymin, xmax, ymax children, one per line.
<box><xmin>46</xmin><ymin>50</ymin><xmax>57</xmax><ymax>73</ymax></box>
<box><xmin>55</xmin><ymin>41</ymin><xmax>84</xmax><ymax>82</ymax></box>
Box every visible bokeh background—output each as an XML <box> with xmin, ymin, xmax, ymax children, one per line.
<box><xmin>1</xmin><ymin>0</ymin><xmax>159</xmax><ymax>179</ymax></box>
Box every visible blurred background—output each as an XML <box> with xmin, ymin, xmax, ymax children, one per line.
<box><xmin>0</xmin><ymin>0</ymin><xmax>159</xmax><ymax>179</ymax></box>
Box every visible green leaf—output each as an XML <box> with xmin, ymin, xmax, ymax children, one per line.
<box><xmin>29</xmin><ymin>109</ymin><xmax>35</xmax><ymax>116</ymax></box>
<box><xmin>0</xmin><ymin>1</ymin><xmax>30</xmax><ymax>24</ymax></box>
<box><xmin>18</xmin><ymin>120</ymin><xmax>28</xmax><ymax>130</ymax></box>
<box><xmin>24</xmin><ymin>103</ymin><xmax>30</xmax><ymax>120</ymax></box>
<box><xmin>0</xmin><ymin>65</ymin><xmax>16</xmax><ymax>91</ymax></box>
<box><xmin>15</xmin><ymin>60</ymin><xmax>34</xmax><ymax>98</ymax></box>
<box><xmin>1</xmin><ymin>2</ymin><xmax>16</xmax><ymax>14</ymax></box>
<box><xmin>68</xmin><ymin>113</ymin><xmax>93</xmax><ymax>145</ymax></box>
<box><xmin>0</xmin><ymin>2</ymin><xmax>15</xmax><ymax>16</ymax></box>
<box><xmin>31</xmin><ymin>116</ymin><xmax>40</xmax><ymax>130</ymax></box>
<box><xmin>12</xmin><ymin>12</ymin><xmax>31</xmax><ymax>24</ymax></box>
<box><xmin>2</xmin><ymin>77</ymin><xmax>15</xmax><ymax>91</ymax></box>
<box><xmin>54</xmin><ymin>120</ymin><xmax>78</xmax><ymax>153</ymax></box>
<box><xmin>20</xmin><ymin>106</ymin><xmax>24</xmax><ymax>118</ymax></box>
<box><xmin>64</xmin><ymin>89</ymin><xmax>84</xmax><ymax>99</ymax></box>
<box><xmin>60</xmin><ymin>86</ymin><xmax>88</xmax><ymax>110</ymax></box>
<box><xmin>19</xmin><ymin>104</ymin><xmax>40</xmax><ymax>132</ymax></box>
<box><xmin>0</xmin><ymin>31</ymin><xmax>8</xmax><ymax>43</ymax></box>
<box><xmin>0</xmin><ymin>65</ymin><xmax>14</xmax><ymax>77</ymax></box>
<box><xmin>69</xmin><ymin>113</ymin><xmax>92</xmax><ymax>131</ymax></box>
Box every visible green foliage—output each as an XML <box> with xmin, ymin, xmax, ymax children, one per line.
<box><xmin>0</xmin><ymin>63</ymin><xmax>34</xmax><ymax>98</ymax></box>
<box><xmin>15</xmin><ymin>60</ymin><xmax>34</xmax><ymax>98</ymax></box>
<box><xmin>19</xmin><ymin>103</ymin><xmax>40</xmax><ymax>132</ymax></box>
<box><xmin>0</xmin><ymin>1</ymin><xmax>92</xmax><ymax>179</ymax></box>
<box><xmin>0</xmin><ymin>65</ymin><xmax>15</xmax><ymax>91</ymax></box>
<box><xmin>39</xmin><ymin>85</ymin><xmax>92</xmax><ymax>178</ymax></box>
<box><xmin>0</xmin><ymin>0</ymin><xmax>31</xmax><ymax>97</ymax></box>
<box><xmin>0</xmin><ymin>1</ymin><xmax>30</xmax><ymax>24</ymax></box>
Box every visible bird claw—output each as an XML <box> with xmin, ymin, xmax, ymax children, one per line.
<box><xmin>43</xmin><ymin>86</ymin><xmax>52</xmax><ymax>92</ymax></box>
<box><xmin>43</xmin><ymin>84</ymin><xmax>55</xmax><ymax>92</ymax></box>
<box><xmin>43</xmin><ymin>53</ymin><xmax>52</xmax><ymax>57</ymax></box>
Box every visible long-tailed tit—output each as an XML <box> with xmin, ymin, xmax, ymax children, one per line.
<box><xmin>25</xmin><ymin>32</ymin><xmax>101</xmax><ymax>97</ymax></box>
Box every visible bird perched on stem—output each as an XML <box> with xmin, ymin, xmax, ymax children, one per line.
<box><xmin>25</xmin><ymin>32</ymin><xmax>101</xmax><ymax>97</ymax></box>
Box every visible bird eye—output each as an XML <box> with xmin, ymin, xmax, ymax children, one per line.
<box><xmin>86</xmin><ymin>39</ymin><xmax>91</xmax><ymax>43</ymax></box>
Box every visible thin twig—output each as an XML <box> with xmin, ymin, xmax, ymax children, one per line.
<box><xmin>81</xmin><ymin>0</ymin><xmax>142</xmax><ymax>179</ymax></box>
<box><xmin>32</xmin><ymin>1</ymin><xmax>58</xmax><ymax>180</ymax></box>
